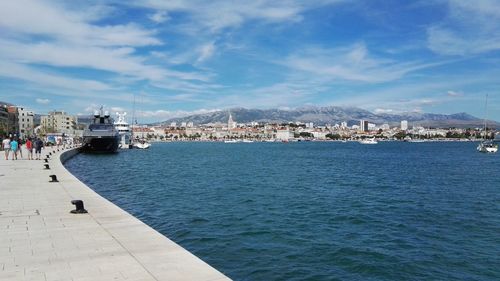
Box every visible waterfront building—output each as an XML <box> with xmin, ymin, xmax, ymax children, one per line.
<box><xmin>17</xmin><ymin>106</ymin><xmax>34</xmax><ymax>138</ymax></box>
<box><xmin>170</xmin><ymin>122</ymin><xmax>176</xmax><ymax>128</ymax></box>
<box><xmin>360</xmin><ymin>120</ymin><xmax>369</xmax><ymax>132</ymax></box>
<box><xmin>276</xmin><ymin>129</ymin><xmax>291</xmax><ymax>141</ymax></box>
<box><xmin>401</xmin><ymin>120</ymin><xmax>408</xmax><ymax>131</ymax></box>
<box><xmin>40</xmin><ymin>110</ymin><xmax>77</xmax><ymax>135</ymax></box>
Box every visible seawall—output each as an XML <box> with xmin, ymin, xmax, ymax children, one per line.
<box><xmin>0</xmin><ymin>146</ymin><xmax>231</xmax><ymax>281</ymax></box>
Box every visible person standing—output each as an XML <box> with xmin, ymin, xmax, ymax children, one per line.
<box><xmin>2</xmin><ymin>135</ymin><xmax>10</xmax><ymax>160</ymax></box>
<box><xmin>10</xmin><ymin>138</ymin><xmax>18</xmax><ymax>160</ymax></box>
<box><xmin>26</xmin><ymin>138</ymin><xmax>33</xmax><ymax>160</ymax></box>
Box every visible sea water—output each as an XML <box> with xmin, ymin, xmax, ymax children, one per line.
<box><xmin>65</xmin><ymin>141</ymin><xmax>500</xmax><ymax>280</ymax></box>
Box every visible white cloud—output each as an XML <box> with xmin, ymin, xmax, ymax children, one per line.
<box><xmin>0</xmin><ymin>0</ymin><xmax>161</xmax><ymax>47</ymax></box>
<box><xmin>36</xmin><ymin>98</ymin><xmax>50</xmax><ymax>104</ymax></box>
<box><xmin>148</xmin><ymin>11</ymin><xmax>170</xmax><ymax>23</ymax></box>
<box><xmin>283</xmin><ymin>43</ymin><xmax>444</xmax><ymax>83</ymax></box>
<box><xmin>427</xmin><ymin>0</ymin><xmax>500</xmax><ymax>55</ymax></box>
<box><xmin>197</xmin><ymin>42</ymin><xmax>216</xmax><ymax>63</ymax></box>
<box><xmin>0</xmin><ymin>60</ymin><xmax>112</xmax><ymax>92</ymax></box>
<box><xmin>132</xmin><ymin>0</ymin><xmax>342</xmax><ymax>32</ymax></box>
<box><xmin>447</xmin><ymin>90</ymin><xmax>463</xmax><ymax>97</ymax></box>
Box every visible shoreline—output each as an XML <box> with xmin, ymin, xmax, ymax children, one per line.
<box><xmin>0</xmin><ymin>146</ymin><xmax>230</xmax><ymax>281</ymax></box>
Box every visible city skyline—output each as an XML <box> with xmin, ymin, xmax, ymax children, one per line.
<box><xmin>1</xmin><ymin>0</ymin><xmax>500</xmax><ymax>122</ymax></box>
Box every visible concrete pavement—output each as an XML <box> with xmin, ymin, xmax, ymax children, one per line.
<box><xmin>0</xmin><ymin>146</ymin><xmax>231</xmax><ymax>281</ymax></box>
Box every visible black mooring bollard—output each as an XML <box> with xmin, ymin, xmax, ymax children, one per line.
<box><xmin>44</xmin><ymin>159</ymin><xmax>49</xmax><ymax>163</ymax></box>
<box><xmin>70</xmin><ymin>200</ymin><xmax>88</xmax><ymax>214</ymax></box>
<box><xmin>44</xmin><ymin>164</ymin><xmax>50</xmax><ymax>170</ymax></box>
<box><xmin>49</xmin><ymin>175</ymin><xmax>58</xmax><ymax>182</ymax></box>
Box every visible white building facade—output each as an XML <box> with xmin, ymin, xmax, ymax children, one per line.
<box><xmin>41</xmin><ymin>111</ymin><xmax>77</xmax><ymax>135</ymax></box>
<box><xmin>17</xmin><ymin>106</ymin><xmax>34</xmax><ymax>138</ymax></box>
<box><xmin>401</xmin><ymin>120</ymin><xmax>408</xmax><ymax>131</ymax></box>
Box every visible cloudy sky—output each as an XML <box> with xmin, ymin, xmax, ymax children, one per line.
<box><xmin>1</xmin><ymin>0</ymin><xmax>499</xmax><ymax>122</ymax></box>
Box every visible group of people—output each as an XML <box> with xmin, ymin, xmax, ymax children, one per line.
<box><xmin>1</xmin><ymin>135</ymin><xmax>44</xmax><ymax>160</ymax></box>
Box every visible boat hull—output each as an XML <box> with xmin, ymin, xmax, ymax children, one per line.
<box><xmin>81</xmin><ymin>136</ymin><xmax>120</xmax><ymax>153</ymax></box>
<box><xmin>477</xmin><ymin>141</ymin><xmax>498</xmax><ymax>153</ymax></box>
<box><xmin>133</xmin><ymin>142</ymin><xmax>151</xmax><ymax>149</ymax></box>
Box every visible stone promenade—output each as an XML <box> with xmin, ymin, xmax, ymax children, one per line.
<box><xmin>0</xmin><ymin>146</ymin><xmax>231</xmax><ymax>281</ymax></box>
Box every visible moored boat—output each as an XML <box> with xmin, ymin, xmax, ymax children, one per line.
<box><xmin>114</xmin><ymin>112</ymin><xmax>132</xmax><ymax>149</ymax></box>
<box><xmin>359</xmin><ymin>138</ymin><xmax>378</xmax><ymax>144</ymax></box>
<box><xmin>477</xmin><ymin>94</ymin><xmax>497</xmax><ymax>153</ymax></box>
<box><xmin>81</xmin><ymin>107</ymin><xmax>120</xmax><ymax>153</ymax></box>
<box><xmin>477</xmin><ymin>141</ymin><xmax>498</xmax><ymax>153</ymax></box>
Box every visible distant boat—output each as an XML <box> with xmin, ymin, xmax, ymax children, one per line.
<box><xmin>242</xmin><ymin>139</ymin><xmax>254</xmax><ymax>143</ymax></box>
<box><xmin>134</xmin><ymin>140</ymin><xmax>151</xmax><ymax>149</ymax></box>
<box><xmin>477</xmin><ymin>94</ymin><xmax>498</xmax><ymax>153</ymax></box>
<box><xmin>81</xmin><ymin>107</ymin><xmax>120</xmax><ymax>153</ymax></box>
<box><xmin>477</xmin><ymin>141</ymin><xmax>498</xmax><ymax>153</ymax></box>
<box><xmin>224</xmin><ymin>139</ymin><xmax>240</xmax><ymax>143</ymax></box>
<box><xmin>359</xmin><ymin>138</ymin><xmax>378</xmax><ymax>144</ymax></box>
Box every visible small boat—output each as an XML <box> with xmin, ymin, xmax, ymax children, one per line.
<box><xmin>242</xmin><ymin>139</ymin><xmax>254</xmax><ymax>143</ymax></box>
<box><xmin>133</xmin><ymin>139</ymin><xmax>151</xmax><ymax>149</ymax></box>
<box><xmin>81</xmin><ymin>107</ymin><xmax>120</xmax><ymax>153</ymax></box>
<box><xmin>359</xmin><ymin>138</ymin><xmax>378</xmax><ymax>144</ymax></box>
<box><xmin>224</xmin><ymin>139</ymin><xmax>240</xmax><ymax>143</ymax></box>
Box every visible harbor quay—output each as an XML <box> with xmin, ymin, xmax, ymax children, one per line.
<box><xmin>0</xmin><ymin>146</ymin><xmax>230</xmax><ymax>281</ymax></box>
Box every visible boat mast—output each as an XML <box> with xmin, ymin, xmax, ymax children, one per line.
<box><xmin>483</xmin><ymin>94</ymin><xmax>489</xmax><ymax>141</ymax></box>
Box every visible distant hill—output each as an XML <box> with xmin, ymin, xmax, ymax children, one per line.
<box><xmin>157</xmin><ymin>106</ymin><xmax>498</xmax><ymax>129</ymax></box>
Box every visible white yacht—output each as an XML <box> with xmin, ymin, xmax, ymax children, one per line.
<box><xmin>114</xmin><ymin>112</ymin><xmax>132</xmax><ymax>149</ymax></box>
<box><xmin>359</xmin><ymin>138</ymin><xmax>378</xmax><ymax>144</ymax></box>
<box><xmin>477</xmin><ymin>94</ymin><xmax>498</xmax><ymax>153</ymax></box>
<box><xmin>477</xmin><ymin>141</ymin><xmax>498</xmax><ymax>153</ymax></box>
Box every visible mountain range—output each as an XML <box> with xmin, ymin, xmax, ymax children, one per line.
<box><xmin>159</xmin><ymin>106</ymin><xmax>498</xmax><ymax>129</ymax></box>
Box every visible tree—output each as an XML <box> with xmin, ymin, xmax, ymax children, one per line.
<box><xmin>299</xmin><ymin>132</ymin><xmax>313</xmax><ymax>138</ymax></box>
<box><xmin>394</xmin><ymin>131</ymin><xmax>406</xmax><ymax>140</ymax></box>
<box><xmin>326</xmin><ymin>133</ymin><xmax>341</xmax><ymax>140</ymax></box>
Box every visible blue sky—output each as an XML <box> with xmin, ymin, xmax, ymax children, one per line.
<box><xmin>1</xmin><ymin>0</ymin><xmax>500</xmax><ymax>122</ymax></box>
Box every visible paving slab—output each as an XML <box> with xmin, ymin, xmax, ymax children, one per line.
<box><xmin>0</xmin><ymin>146</ymin><xmax>231</xmax><ymax>281</ymax></box>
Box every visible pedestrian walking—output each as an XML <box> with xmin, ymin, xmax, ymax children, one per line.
<box><xmin>17</xmin><ymin>138</ymin><xmax>24</xmax><ymax>159</ymax></box>
<box><xmin>2</xmin><ymin>135</ymin><xmax>10</xmax><ymax>160</ymax></box>
<box><xmin>34</xmin><ymin>138</ymin><xmax>44</xmax><ymax>160</ymax></box>
<box><xmin>26</xmin><ymin>138</ymin><xmax>33</xmax><ymax>160</ymax></box>
<box><xmin>10</xmin><ymin>138</ymin><xmax>18</xmax><ymax>160</ymax></box>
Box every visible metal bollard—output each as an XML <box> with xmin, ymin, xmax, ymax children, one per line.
<box><xmin>44</xmin><ymin>159</ymin><xmax>49</xmax><ymax>163</ymax></box>
<box><xmin>49</xmin><ymin>175</ymin><xmax>58</xmax><ymax>182</ymax></box>
<box><xmin>44</xmin><ymin>164</ymin><xmax>50</xmax><ymax>170</ymax></box>
<box><xmin>70</xmin><ymin>200</ymin><xmax>88</xmax><ymax>214</ymax></box>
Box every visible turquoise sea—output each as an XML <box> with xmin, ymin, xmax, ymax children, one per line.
<box><xmin>65</xmin><ymin>141</ymin><xmax>500</xmax><ymax>280</ymax></box>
